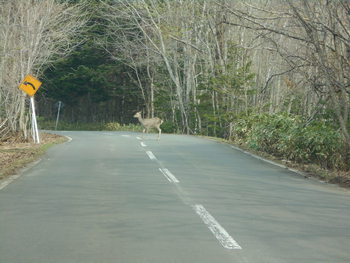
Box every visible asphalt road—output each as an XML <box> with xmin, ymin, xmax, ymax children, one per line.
<box><xmin>1</xmin><ymin>131</ymin><xmax>350</xmax><ymax>263</ymax></box>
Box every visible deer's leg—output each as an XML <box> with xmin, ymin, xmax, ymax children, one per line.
<box><xmin>157</xmin><ymin>126</ymin><xmax>161</xmax><ymax>140</ymax></box>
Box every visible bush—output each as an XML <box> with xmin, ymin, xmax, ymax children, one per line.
<box><xmin>232</xmin><ymin>113</ymin><xmax>346</xmax><ymax>170</ymax></box>
<box><xmin>288</xmin><ymin>122</ymin><xmax>343</xmax><ymax>169</ymax></box>
<box><xmin>38</xmin><ymin>119</ymin><xmax>143</xmax><ymax>132</ymax></box>
<box><xmin>160</xmin><ymin>121</ymin><xmax>177</xmax><ymax>133</ymax></box>
<box><xmin>104</xmin><ymin>122</ymin><xmax>121</xmax><ymax>131</ymax></box>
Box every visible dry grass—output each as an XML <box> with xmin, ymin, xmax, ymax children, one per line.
<box><xmin>0</xmin><ymin>133</ymin><xmax>67</xmax><ymax>180</ymax></box>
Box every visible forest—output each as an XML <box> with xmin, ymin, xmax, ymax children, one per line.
<box><xmin>1</xmin><ymin>0</ymin><xmax>349</xmax><ymax>174</ymax></box>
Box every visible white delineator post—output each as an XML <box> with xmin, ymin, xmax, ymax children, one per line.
<box><xmin>30</xmin><ymin>96</ymin><xmax>40</xmax><ymax>144</ymax></box>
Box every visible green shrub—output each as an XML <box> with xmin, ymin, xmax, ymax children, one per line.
<box><xmin>248</xmin><ymin>113</ymin><xmax>301</xmax><ymax>155</ymax></box>
<box><xmin>287</xmin><ymin>122</ymin><xmax>343</xmax><ymax>169</ymax></box>
<box><xmin>161</xmin><ymin>121</ymin><xmax>177</xmax><ymax>133</ymax></box>
<box><xmin>232</xmin><ymin>113</ymin><xmax>346</xmax><ymax>170</ymax></box>
<box><xmin>38</xmin><ymin>119</ymin><xmax>143</xmax><ymax>132</ymax></box>
<box><xmin>104</xmin><ymin>122</ymin><xmax>121</xmax><ymax>131</ymax></box>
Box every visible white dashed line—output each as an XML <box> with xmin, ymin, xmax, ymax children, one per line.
<box><xmin>136</xmin><ymin>136</ymin><xmax>142</xmax><ymax>140</ymax></box>
<box><xmin>146</xmin><ymin>151</ymin><xmax>157</xmax><ymax>160</ymax></box>
<box><xmin>193</xmin><ymin>204</ymin><xmax>242</xmax><ymax>250</ymax></box>
<box><xmin>142</xmin><ymin>141</ymin><xmax>242</xmax><ymax>251</ymax></box>
<box><xmin>122</xmin><ymin>134</ymin><xmax>131</xmax><ymax>138</ymax></box>
<box><xmin>159</xmin><ymin>168</ymin><xmax>179</xmax><ymax>183</ymax></box>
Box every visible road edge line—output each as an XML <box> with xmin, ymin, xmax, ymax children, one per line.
<box><xmin>230</xmin><ymin>145</ymin><xmax>306</xmax><ymax>177</ymax></box>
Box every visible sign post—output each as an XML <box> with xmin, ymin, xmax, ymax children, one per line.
<box><xmin>30</xmin><ymin>97</ymin><xmax>40</xmax><ymax>143</ymax></box>
<box><xmin>19</xmin><ymin>75</ymin><xmax>42</xmax><ymax>144</ymax></box>
<box><xmin>55</xmin><ymin>101</ymin><xmax>62</xmax><ymax>130</ymax></box>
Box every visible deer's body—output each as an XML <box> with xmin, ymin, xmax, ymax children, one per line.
<box><xmin>134</xmin><ymin>112</ymin><xmax>163</xmax><ymax>140</ymax></box>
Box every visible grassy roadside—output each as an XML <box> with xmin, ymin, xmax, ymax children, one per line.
<box><xmin>203</xmin><ymin>136</ymin><xmax>350</xmax><ymax>189</ymax></box>
<box><xmin>0</xmin><ymin>133</ymin><xmax>67</xmax><ymax>180</ymax></box>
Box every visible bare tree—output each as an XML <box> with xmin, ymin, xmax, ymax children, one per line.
<box><xmin>0</xmin><ymin>0</ymin><xmax>88</xmax><ymax>140</ymax></box>
<box><xmin>102</xmin><ymin>0</ymin><xmax>212</xmax><ymax>133</ymax></box>
<box><xmin>101</xmin><ymin>0</ymin><xmax>349</xmax><ymax>151</ymax></box>
<box><xmin>219</xmin><ymin>0</ymin><xmax>350</xmax><ymax>151</ymax></box>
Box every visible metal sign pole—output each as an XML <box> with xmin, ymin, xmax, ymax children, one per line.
<box><xmin>31</xmin><ymin>111</ymin><xmax>35</xmax><ymax>142</ymax></box>
<box><xmin>30</xmin><ymin>96</ymin><xmax>40</xmax><ymax>144</ymax></box>
<box><xmin>55</xmin><ymin>101</ymin><xmax>62</xmax><ymax>130</ymax></box>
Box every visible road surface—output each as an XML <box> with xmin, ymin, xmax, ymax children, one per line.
<box><xmin>1</xmin><ymin>131</ymin><xmax>350</xmax><ymax>263</ymax></box>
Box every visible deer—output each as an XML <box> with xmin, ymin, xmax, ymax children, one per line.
<box><xmin>133</xmin><ymin>111</ymin><xmax>163</xmax><ymax>140</ymax></box>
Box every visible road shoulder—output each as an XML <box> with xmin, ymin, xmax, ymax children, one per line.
<box><xmin>0</xmin><ymin>133</ymin><xmax>67</xmax><ymax>184</ymax></box>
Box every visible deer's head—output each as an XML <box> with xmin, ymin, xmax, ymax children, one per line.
<box><xmin>133</xmin><ymin>111</ymin><xmax>142</xmax><ymax>118</ymax></box>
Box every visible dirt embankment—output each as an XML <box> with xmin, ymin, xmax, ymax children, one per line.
<box><xmin>0</xmin><ymin>133</ymin><xmax>67</xmax><ymax>180</ymax></box>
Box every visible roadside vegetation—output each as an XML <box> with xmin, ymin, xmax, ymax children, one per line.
<box><xmin>230</xmin><ymin>113</ymin><xmax>350</xmax><ymax>187</ymax></box>
<box><xmin>0</xmin><ymin>0</ymin><xmax>349</xmax><ymax>187</ymax></box>
<box><xmin>0</xmin><ymin>133</ymin><xmax>67</xmax><ymax>180</ymax></box>
<box><xmin>39</xmin><ymin>119</ymin><xmax>143</xmax><ymax>132</ymax></box>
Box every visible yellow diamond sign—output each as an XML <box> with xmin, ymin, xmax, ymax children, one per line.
<box><xmin>19</xmin><ymin>75</ymin><xmax>42</xmax><ymax>96</ymax></box>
